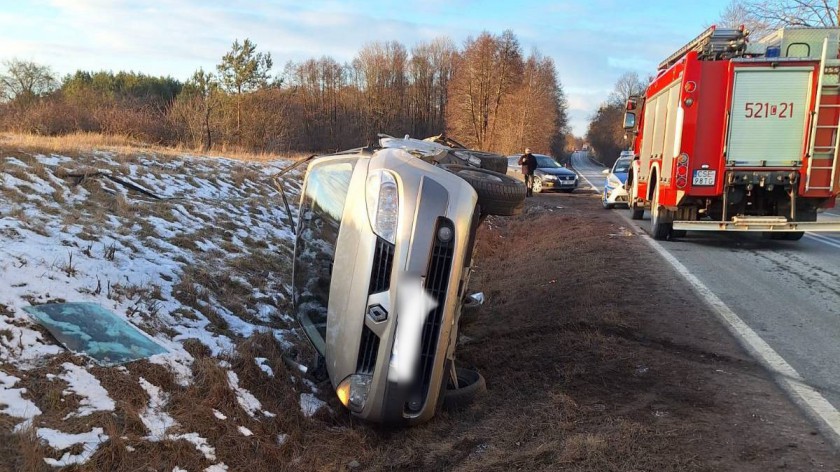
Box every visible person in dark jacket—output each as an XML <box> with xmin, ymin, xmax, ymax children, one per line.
<box><xmin>518</xmin><ymin>148</ymin><xmax>538</xmax><ymax>197</ymax></box>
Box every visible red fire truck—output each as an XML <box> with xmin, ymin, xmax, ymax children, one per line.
<box><xmin>624</xmin><ymin>25</ymin><xmax>840</xmax><ymax>240</ymax></box>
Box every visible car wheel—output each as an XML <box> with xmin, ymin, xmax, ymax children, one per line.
<box><xmin>440</xmin><ymin>165</ymin><xmax>526</xmax><ymax>216</ymax></box>
<box><xmin>602</xmin><ymin>193</ymin><xmax>613</xmax><ymax>209</ymax></box>
<box><xmin>442</xmin><ymin>367</ymin><xmax>486</xmax><ymax>411</ymax></box>
<box><xmin>532</xmin><ymin>177</ymin><xmax>543</xmax><ymax>194</ymax></box>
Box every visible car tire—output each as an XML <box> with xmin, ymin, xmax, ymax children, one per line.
<box><xmin>440</xmin><ymin>165</ymin><xmax>526</xmax><ymax>216</ymax></box>
<box><xmin>477</xmin><ymin>155</ymin><xmax>509</xmax><ymax>174</ymax></box>
<box><xmin>602</xmin><ymin>194</ymin><xmax>613</xmax><ymax>209</ymax></box>
<box><xmin>442</xmin><ymin>367</ymin><xmax>486</xmax><ymax>411</ymax></box>
<box><xmin>671</xmin><ymin>229</ymin><xmax>687</xmax><ymax>238</ymax></box>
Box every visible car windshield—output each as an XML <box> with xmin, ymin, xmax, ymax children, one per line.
<box><xmin>613</xmin><ymin>159</ymin><xmax>631</xmax><ymax>173</ymax></box>
<box><xmin>293</xmin><ymin>158</ymin><xmax>357</xmax><ymax>354</ymax></box>
<box><xmin>536</xmin><ymin>156</ymin><xmax>561</xmax><ymax>168</ymax></box>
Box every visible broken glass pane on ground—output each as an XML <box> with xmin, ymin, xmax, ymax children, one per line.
<box><xmin>24</xmin><ymin>303</ymin><xmax>167</xmax><ymax>365</ymax></box>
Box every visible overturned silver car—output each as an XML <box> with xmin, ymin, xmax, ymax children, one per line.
<box><xmin>292</xmin><ymin>146</ymin><xmax>523</xmax><ymax>424</ymax></box>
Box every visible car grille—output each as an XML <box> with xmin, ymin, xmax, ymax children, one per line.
<box><xmin>369</xmin><ymin>237</ymin><xmax>395</xmax><ymax>294</ymax></box>
<box><xmin>356</xmin><ymin>325</ymin><xmax>380</xmax><ymax>375</ymax></box>
<box><xmin>407</xmin><ymin>217</ymin><xmax>455</xmax><ymax>413</ymax></box>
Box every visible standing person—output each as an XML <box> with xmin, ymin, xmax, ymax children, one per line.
<box><xmin>519</xmin><ymin>147</ymin><xmax>538</xmax><ymax>197</ymax></box>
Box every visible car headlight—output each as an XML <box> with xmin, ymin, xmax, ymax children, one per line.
<box><xmin>608</xmin><ymin>175</ymin><xmax>622</xmax><ymax>187</ymax></box>
<box><xmin>336</xmin><ymin>374</ymin><xmax>372</xmax><ymax>413</ymax></box>
<box><xmin>366</xmin><ymin>170</ymin><xmax>399</xmax><ymax>244</ymax></box>
<box><xmin>540</xmin><ymin>174</ymin><xmax>555</xmax><ymax>181</ymax></box>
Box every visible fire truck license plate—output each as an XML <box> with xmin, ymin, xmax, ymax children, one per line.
<box><xmin>692</xmin><ymin>170</ymin><xmax>715</xmax><ymax>186</ymax></box>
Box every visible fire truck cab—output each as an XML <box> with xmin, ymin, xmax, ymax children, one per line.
<box><xmin>624</xmin><ymin>26</ymin><xmax>840</xmax><ymax>240</ymax></box>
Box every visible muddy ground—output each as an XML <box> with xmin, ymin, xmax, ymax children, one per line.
<box><xmin>344</xmin><ymin>190</ymin><xmax>840</xmax><ymax>471</ymax></box>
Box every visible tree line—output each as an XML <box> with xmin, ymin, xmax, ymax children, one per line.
<box><xmin>584</xmin><ymin>0</ymin><xmax>840</xmax><ymax>168</ymax></box>
<box><xmin>0</xmin><ymin>30</ymin><xmax>569</xmax><ymax>158</ymax></box>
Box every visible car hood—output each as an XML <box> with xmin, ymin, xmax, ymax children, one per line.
<box><xmin>537</xmin><ymin>168</ymin><xmax>576</xmax><ymax>177</ymax></box>
<box><xmin>612</xmin><ymin>171</ymin><xmax>628</xmax><ymax>184</ymax></box>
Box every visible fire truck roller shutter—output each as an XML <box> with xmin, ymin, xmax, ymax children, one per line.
<box><xmin>726</xmin><ymin>67</ymin><xmax>813</xmax><ymax>167</ymax></box>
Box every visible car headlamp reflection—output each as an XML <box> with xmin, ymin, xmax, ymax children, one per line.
<box><xmin>366</xmin><ymin>170</ymin><xmax>399</xmax><ymax>244</ymax></box>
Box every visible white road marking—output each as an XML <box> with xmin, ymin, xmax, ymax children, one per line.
<box><xmin>805</xmin><ymin>233</ymin><xmax>840</xmax><ymax>250</ymax></box>
<box><xmin>616</xmin><ymin>210</ymin><xmax>840</xmax><ymax>446</ymax></box>
<box><xmin>572</xmin><ymin>155</ymin><xmax>602</xmax><ymax>192</ymax></box>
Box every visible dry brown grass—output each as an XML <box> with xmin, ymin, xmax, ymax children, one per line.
<box><xmin>0</xmin><ymin>132</ymin><xmax>312</xmax><ymax>163</ymax></box>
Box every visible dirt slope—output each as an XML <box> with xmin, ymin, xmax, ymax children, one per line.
<box><xmin>352</xmin><ymin>192</ymin><xmax>840</xmax><ymax>471</ymax></box>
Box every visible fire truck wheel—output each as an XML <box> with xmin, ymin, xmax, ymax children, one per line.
<box><xmin>763</xmin><ymin>231</ymin><xmax>804</xmax><ymax>241</ymax></box>
<box><xmin>629</xmin><ymin>176</ymin><xmax>644</xmax><ymax>219</ymax></box>
<box><xmin>650</xmin><ymin>184</ymin><xmax>673</xmax><ymax>240</ymax></box>
<box><xmin>672</xmin><ymin>229</ymin><xmax>687</xmax><ymax>238</ymax></box>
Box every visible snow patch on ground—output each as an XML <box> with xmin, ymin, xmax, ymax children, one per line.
<box><xmin>254</xmin><ymin>357</ymin><xmax>274</xmax><ymax>377</ymax></box>
<box><xmin>37</xmin><ymin>427</ymin><xmax>108</xmax><ymax>467</ymax></box>
<box><xmin>138</xmin><ymin>377</ymin><xmax>177</xmax><ymax>440</ymax></box>
<box><xmin>0</xmin><ymin>371</ymin><xmax>41</xmax><ymax>426</ymax></box>
<box><xmin>51</xmin><ymin>363</ymin><xmax>115</xmax><ymax>418</ymax></box>
<box><xmin>300</xmin><ymin>393</ymin><xmax>326</xmax><ymax>417</ymax></box>
<box><xmin>227</xmin><ymin>370</ymin><xmax>273</xmax><ymax>418</ymax></box>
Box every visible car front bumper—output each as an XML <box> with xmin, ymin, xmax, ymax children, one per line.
<box><xmin>604</xmin><ymin>184</ymin><xmax>629</xmax><ymax>204</ymax></box>
<box><xmin>328</xmin><ymin>150</ymin><xmax>478</xmax><ymax>425</ymax></box>
<box><xmin>541</xmin><ymin>178</ymin><xmax>578</xmax><ymax>190</ymax></box>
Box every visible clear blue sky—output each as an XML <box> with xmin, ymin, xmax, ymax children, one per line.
<box><xmin>0</xmin><ymin>0</ymin><xmax>731</xmax><ymax>136</ymax></box>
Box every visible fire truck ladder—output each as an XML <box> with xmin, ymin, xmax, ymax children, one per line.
<box><xmin>658</xmin><ymin>25</ymin><xmax>748</xmax><ymax>70</ymax></box>
<box><xmin>806</xmin><ymin>35</ymin><xmax>840</xmax><ymax>192</ymax></box>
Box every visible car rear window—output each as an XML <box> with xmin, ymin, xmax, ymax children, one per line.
<box><xmin>293</xmin><ymin>159</ymin><xmax>356</xmax><ymax>354</ymax></box>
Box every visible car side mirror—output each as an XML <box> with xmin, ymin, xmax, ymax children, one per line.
<box><xmin>623</xmin><ymin>112</ymin><xmax>636</xmax><ymax>130</ymax></box>
<box><xmin>602</xmin><ymin>169</ymin><xmax>609</xmax><ymax>175</ymax></box>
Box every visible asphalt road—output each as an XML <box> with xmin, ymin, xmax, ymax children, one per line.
<box><xmin>570</xmin><ymin>151</ymin><xmax>840</xmax><ymax>427</ymax></box>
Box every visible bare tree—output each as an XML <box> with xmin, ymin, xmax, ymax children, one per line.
<box><xmin>187</xmin><ymin>68</ymin><xmax>219</xmax><ymax>151</ymax></box>
<box><xmin>447</xmin><ymin>30</ymin><xmax>524</xmax><ymax>151</ymax></box>
<box><xmin>408</xmin><ymin>37</ymin><xmax>457</xmax><ymax>137</ymax></box>
<box><xmin>353</xmin><ymin>41</ymin><xmax>409</xmax><ymax>139</ymax></box>
<box><xmin>741</xmin><ymin>0</ymin><xmax>839</xmax><ymax>30</ymax></box>
<box><xmin>717</xmin><ymin>0</ymin><xmax>772</xmax><ymax>38</ymax></box>
<box><xmin>0</xmin><ymin>59</ymin><xmax>57</xmax><ymax>103</ymax></box>
<box><xmin>607</xmin><ymin>72</ymin><xmax>646</xmax><ymax>107</ymax></box>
